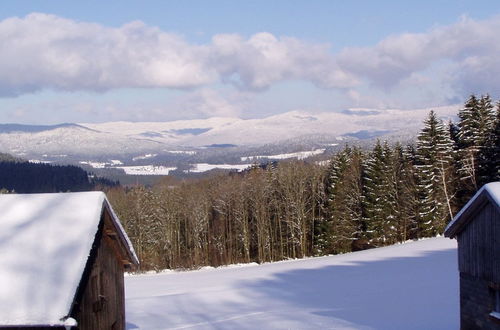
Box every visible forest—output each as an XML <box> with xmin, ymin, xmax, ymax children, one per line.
<box><xmin>0</xmin><ymin>158</ymin><xmax>118</xmax><ymax>193</ymax></box>
<box><xmin>106</xmin><ymin>94</ymin><xmax>500</xmax><ymax>271</ymax></box>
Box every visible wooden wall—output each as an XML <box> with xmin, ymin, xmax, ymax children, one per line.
<box><xmin>71</xmin><ymin>214</ymin><xmax>126</xmax><ymax>330</ymax></box>
<box><xmin>459</xmin><ymin>273</ymin><xmax>500</xmax><ymax>329</ymax></box>
<box><xmin>457</xmin><ymin>203</ymin><xmax>500</xmax><ymax>283</ymax></box>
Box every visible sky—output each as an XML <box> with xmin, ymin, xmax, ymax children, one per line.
<box><xmin>1</xmin><ymin>1</ymin><xmax>500</xmax><ymax>124</ymax></box>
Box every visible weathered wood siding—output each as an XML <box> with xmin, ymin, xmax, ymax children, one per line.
<box><xmin>459</xmin><ymin>273</ymin><xmax>500</xmax><ymax>330</ymax></box>
<box><xmin>71</xmin><ymin>210</ymin><xmax>126</xmax><ymax>330</ymax></box>
<box><xmin>73</xmin><ymin>236</ymin><xmax>125</xmax><ymax>330</ymax></box>
<box><xmin>457</xmin><ymin>203</ymin><xmax>500</xmax><ymax>282</ymax></box>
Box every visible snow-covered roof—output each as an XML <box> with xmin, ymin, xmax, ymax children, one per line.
<box><xmin>445</xmin><ymin>182</ymin><xmax>500</xmax><ymax>238</ymax></box>
<box><xmin>0</xmin><ymin>191</ymin><xmax>138</xmax><ymax>327</ymax></box>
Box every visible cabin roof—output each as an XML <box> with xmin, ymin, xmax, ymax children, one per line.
<box><xmin>0</xmin><ymin>191</ymin><xmax>138</xmax><ymax>327</ymax></box>
<box><xmin>444</xmin><ymin>182</ymin><xmax>500</xmax><ymax>238</ymax></box>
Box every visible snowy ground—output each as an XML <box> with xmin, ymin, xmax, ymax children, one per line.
<box><xmin>184</xmin><ymin>163</ymin><xmax>253</xmax><ymax>173</ymax></box>
<box><xmin>125</xmin><ymin>237</ymin><xmax>459</xmax><ymax>330</ymax></box>
<box><xmin>241</xmin><ymin>149</ymin><xmax>326</xmax><ymax>161</ymax></box>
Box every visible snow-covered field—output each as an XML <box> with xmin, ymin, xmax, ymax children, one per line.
<box><xmin>117</xmin><ymin>165</ymin><xmax>177</xmax><ymax>175</ymax></box>
<box><xmin>185</xmin><ymin>163</ymin><xmax>253</xmax><ymax>173</ymax></box>
<box><xmin>241</xmin><ymin>149</ymin><xmax>326</xmax><ymax>161</ymax></box>
<box><xmin>125</xmin><ymin>237</ymin><xmax>459</xmax><ymax>330</ymax></box>
<box><xmin>132</xmin><ymin>154</ymin><xmax>158</xmax><ymax>161</ymax></box>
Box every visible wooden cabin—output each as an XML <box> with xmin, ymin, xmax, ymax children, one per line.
<box><xmin>0</xmin><ymin>192</ymin><xmax>139</xmax><ymax>329</ymax></box>
<box><xmin>444</xmin><ymin>182</ymin><xmax>500</xmax><ymax>329</ymax></box>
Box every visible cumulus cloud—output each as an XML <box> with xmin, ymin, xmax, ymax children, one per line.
<box><xmin>0</xmin><ymin>13</ymin><xmax>355</xmax><ymax>96</ymax></box>
<box><xmin>210</xmin><ymin>32</ymin><xmax>357</xmax><ymax>90</ymax></box>
<box><xmin>0</xmin><ymin>13</ymin><xmax>216</xmax><ymax>96</ymax></box>
<box><xmin>337</xmin><ymin>15</ymin><xmax>500</xmax><ymax>94</ymax></box>
<box><xmin>2</xmin><ymin>12</ymin><xmax>500</xmax><ymax>104</ymax></box>
<box><xmin>180</xmin><ymin>88</ymin><xmax>246</xmax><ymax>118</ymax></box>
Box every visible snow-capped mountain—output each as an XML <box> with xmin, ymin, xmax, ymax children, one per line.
<box><xmin>0</xmin><ymin>105</ymin><xmax>459</xmax><ymax>159</ymax></box>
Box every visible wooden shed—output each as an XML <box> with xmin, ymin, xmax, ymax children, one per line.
<box><xmin>444</xmin><ymin>182</ymin><xmax>500</xmax><ymax>329</ymax></box>
<box><xmin>0</xmin><ymin>192</ymin><xmax>139</xmax><ymax>329</ymax></box>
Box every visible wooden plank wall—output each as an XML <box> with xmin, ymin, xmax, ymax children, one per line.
<box><xmin>458</xmin><ymin>203</ymin><xmax>500</xmax><ymax>283</ymax></box>
<box><xmin>73</xmin><ymin>230</ymin><xmax>125</xmax><ymax>329</ymax></box>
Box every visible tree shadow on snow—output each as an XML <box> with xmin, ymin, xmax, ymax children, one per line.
<box><xmin>237</xmin><ymin>248</ymin><xmax>459</xmax><ymax>330</ymax></box>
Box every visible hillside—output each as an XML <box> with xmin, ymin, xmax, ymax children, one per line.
<box><xmin>0</xmin><ymin>160</ymin><xmax>118</xmax><ymax>193</ymax></box>
<box><xmin>0</xmin><ymin>106</ymin><xmax>458</xmax><ymax>160</ymax></box>
<box><xmin>125</xmin><ymin>237</ymin><xmax>459</xmax><ymax>330</ymax></box>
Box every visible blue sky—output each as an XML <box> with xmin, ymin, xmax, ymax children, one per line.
<box><xmin>1</xmin><ymin>1</ymin><xmax>500</xmax><ymax>124</ymax></box>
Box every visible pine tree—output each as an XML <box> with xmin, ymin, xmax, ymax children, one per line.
<box><xmin>401</xmin><ymin>144</ymin><xmax>422</xmax><ymax>239</ymax></box>
<box><xmin>362</xmin><ymin>140</ymin><xmax>395</xmax><ymax>245</ymax></box>
<box><xmin>448</xmin><ymin>120</ymin><xmax>459</xmax><ymax>146</ymax></box>
<box><xmin>478</xmin><ymin>103</ymin><xmax>500</xmax><ymax>184</ymax></box>
<box><xmin>389</xmin><ymin>143</ymin><xmax>419</xmax><ymax>242</ymax></box>
<box><xmin>457</xmin><ymin>95</ymin><xmax>479</xmax><ymax>149</ymax></box>
<box><xmin>415</xmin><ymin>110</ymin><xmax>456</xmax><ymax>237</ymax></box>
<box><xmin>456</xmin><ymin>94</ymin><xmax>496</xmax><ymax>195</ymax></box>
<box><xmin>476</xmin><ymin>95</ymin><xmax>496</xmax><ymax>145</ymax></box>
<box><xmin>321</xmin><ymin>145</ymin><xmax>363</xmax><ymax>254</ymax></box>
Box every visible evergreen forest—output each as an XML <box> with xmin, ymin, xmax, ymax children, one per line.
<box><xmin>0</xmin><ymin>158</ymin><xmax>118</xmax><ymax>193</ymax></box>
<box><xmin>107</xmin><ymin>94</ymin><xmax>500</xmax><ymax>271</ymax></box>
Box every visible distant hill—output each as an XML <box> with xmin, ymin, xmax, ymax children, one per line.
<box><xmin>0</xmin><ymin>105</ymin><xmax>459</xmax><ymax>158</ymax></box>
<box><xmin>0</xmin><ymin>123</ymin><xmax>93</xmax><ymax>134</ymax></box>
<box><xmin>0</xmin><ymin>152</ymin><xmax>20</xmax><ymax>162</ymax></box>
<box><xmin>0</xmin><ymin>157</ymin><xmax>118</xmax><ymax>193</ymax></box>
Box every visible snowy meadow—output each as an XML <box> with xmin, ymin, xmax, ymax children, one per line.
<box><xmin>125</xmin><ymin>237</ymin><xmax>458</xmax><ymax>329</ymax></box>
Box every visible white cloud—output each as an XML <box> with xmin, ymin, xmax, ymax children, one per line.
<box><xmin>180</xmin><ymin>88</ymin><xmax>244</xmax><ymax>118</ymax></box>
<box><xmin>337</xmin><ymin>15</ymin><xmax>500</xmax><ymax>95</ymax></box>
<box><xmin>210</xmin><ymin>32</ymin><xmax>357</xmax><ymax>90</ymax></box>
<box><xmin>0</xmin><ymin>13</ymin><xmax>356</xmax><ymax>96</ymax></box>
<box><xmin>0</xmin><ymin>13</ymin><xmax>214</xmax><ymax>95</ymax></box>
<box><xmin>1</xmin><ymin>12</ymin><xmax>500</xmax><ymax>111</ymax></box>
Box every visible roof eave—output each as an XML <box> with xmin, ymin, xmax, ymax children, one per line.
<box><xmin>444</xmin><ymin>183</ymin><xmax>500</xmax><ymax>238</ymax></box>
<box><xmin>102</xmin><ymin>198</ymin><xmax>140</xmax><ymax>267</ymax></box>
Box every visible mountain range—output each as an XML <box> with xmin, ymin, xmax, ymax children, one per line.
<box><xmin>0</xmin><ymin>105</ymin><xmax>459</xmax><ymax>176</ymax></box>
<box><xmin>0</xmin><ymin>105</ymin><xmax>458</xmax><ymax>156</ymax></box>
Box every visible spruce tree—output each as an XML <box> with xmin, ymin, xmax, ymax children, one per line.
<box><xmin>476</xmin><ymin>95</ymin><xmax>496</xmax><ymax>145</ymax></box>
<box><xmin>456</xmin><ymin>94</ymin><xmax>496</xmax><ymax>196</ymax></box>
<box><xmin>457</xmin><ymin>95</ymin><xmax>479</xmax><ymax>149</ymax></box>
<box><xmin>362</xmin><ymin>140</ymin><xmax>394</xmax><ymax>245</ymax></box>
<box><xmin>390</xmin><ymin>143</ymin><xmax>419</xmax><ymax>241</ymax></box>
<box><xmin>478</xmin><ymin>103</ymin><xmax>500</xmax><ymax>184</ymax></box>
<box><xmin>415</xmin><ymin>110</ymin><xmax>455</xmax><ymax>237</ymax></box>
<box><xmin>321</xmin><ymin>145</ymin><xmax>363</xmax><ymax>254</ymax></box>
<box><xmin>448</xmin><ymin>120</ymin><xmax>459</xmax><ymax>146</ymax></box>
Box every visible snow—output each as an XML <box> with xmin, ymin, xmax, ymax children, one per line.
<box><xmin>316</xmin><ymin>160</ymin><xmax>330</xmax><ymax>166</ymax></box>
<box><xmin>79</xmin><ymin>160</ymin><xmax>108</xmax><ymax>168</ymax></box>
<box><xmin>28</xmin><ymin>159</ymin><xmax>52</xmax><ymax>164</ymax></box>
<box><xmin>125</xmin><ymin>237</ymin><xmax>458</xmax><ymax>329</ymax></box>
<box><xmin>132</xmin><ymin>153</ymin><xmax>158</xmax><ymax>161</ymax></box>
<box><xmin>0</xmin><ymin>106</ymin><xmax>459</xmax><ymax>156</ymax></box>
<box><xmin>490</xmin><ymin>312</ymin><xmax>500</xmax><ymax>320</ymax></box>
<box><xmin>0</xmin><ymin>192</ymin><xmax>136</xmax><ymax>327</ymax></box>
<box><xmin>484</xmin><ymin>181</ymin><xmax>500</xmax><ymax>207</ymax></box>
<box><xmin>167</xmin><ymin>150</ymin><xmax>197</xmax><ymax>155</ymax></box>
<box><xmin>63</xmin><ymin>317</ymin><xmax>77</xmax><ymax>327</ymax></box>
<box><xmin>241</xmin><ymin>149</ymin><xmax>326</xmax><ymax>161</ymax></box>
<box><xmin>117</xmin><ymin>165</ymin><xmax>177</xmax><ymax>175</ymax></box>
<box><xmin>185</xmin><ymin>163</ymin><xmax>253</xmax><ymax>173</ymax></box>
<box><xmin>445</xmin><ymin>182</ymin><xmax>500</xmax><ymax>235</ymax></box>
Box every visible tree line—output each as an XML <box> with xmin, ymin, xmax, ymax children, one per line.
<box><xmin>105</xmin><ymin>94</ymin><xmax>498</xmax><ymax>271</ymax></box>
<box><xmin>0</xmin><ymin>160</ymin><xmax>118</xmax><ymax>193</ymax></box>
